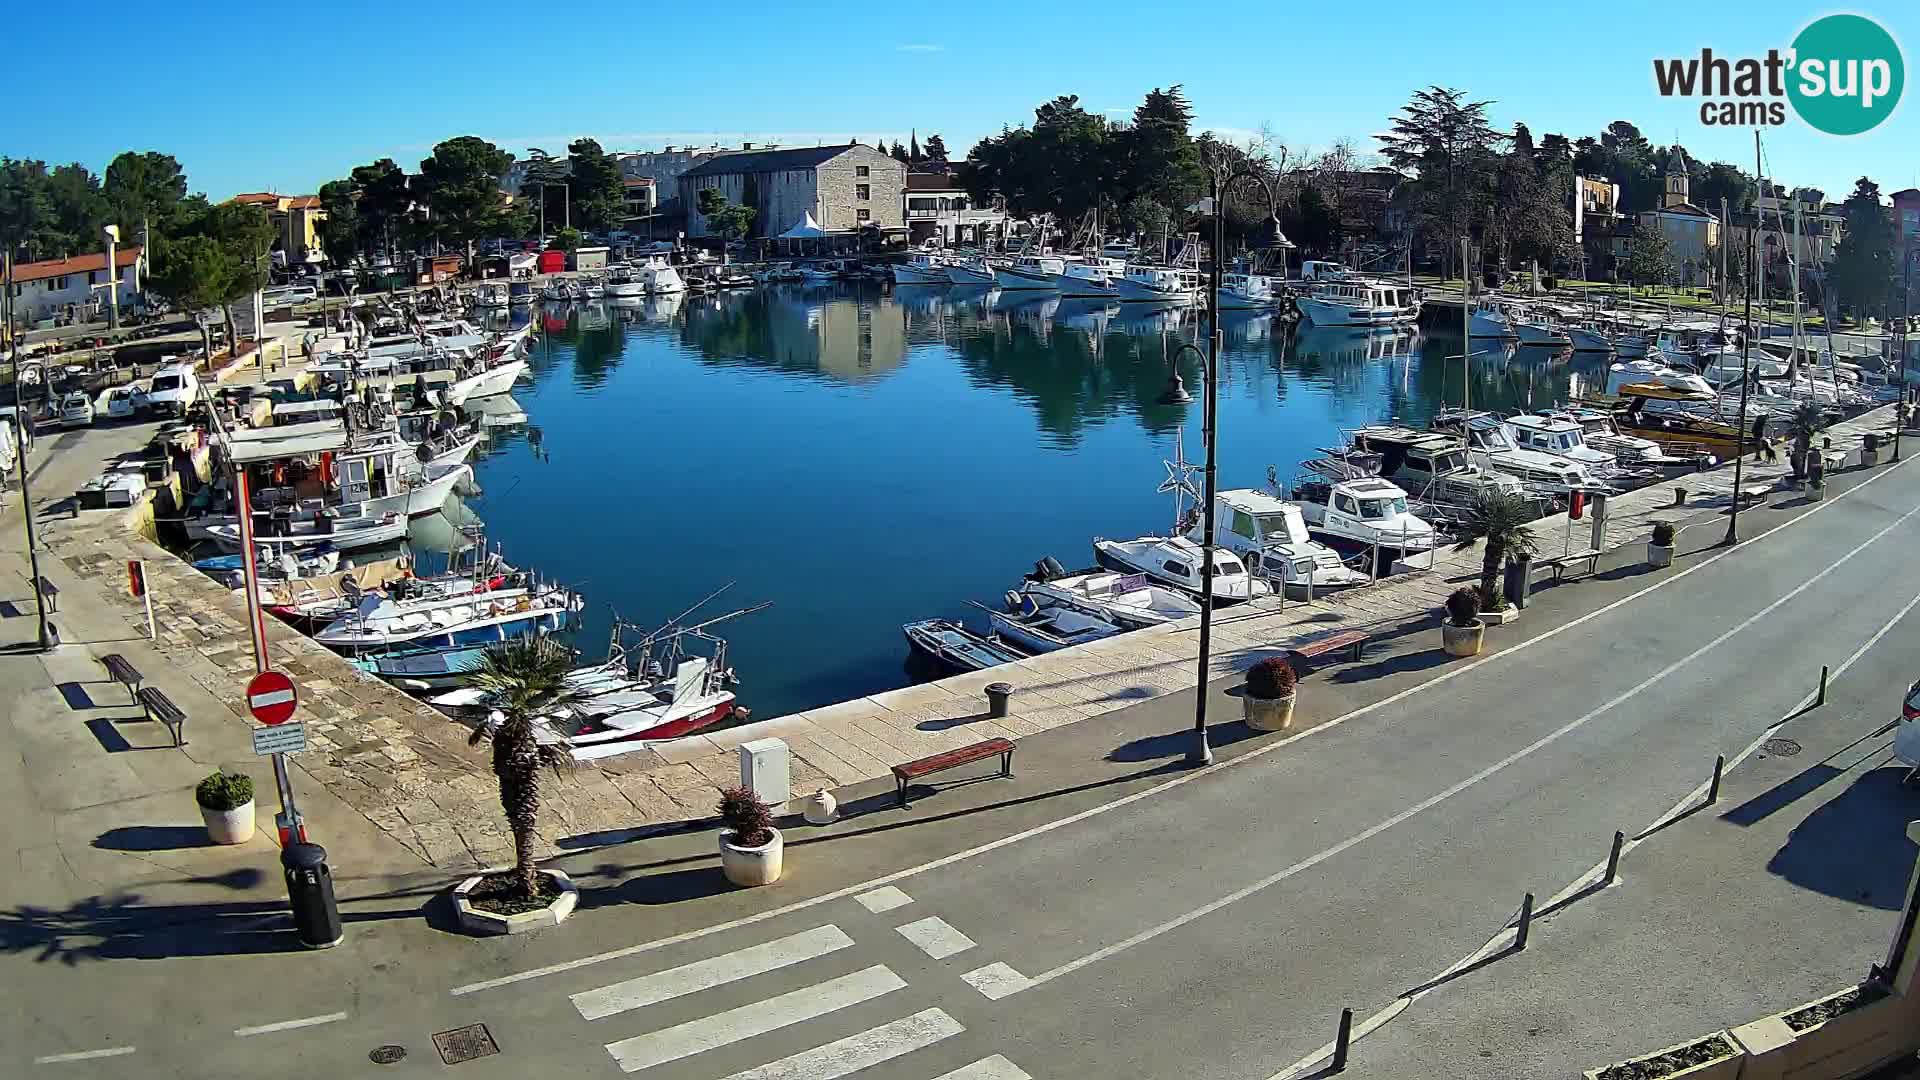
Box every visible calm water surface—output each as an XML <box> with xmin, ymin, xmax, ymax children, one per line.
<box><xmin>450</xmin><ymin>286</ymin><xmax>1603</xmax><ymax>720</ymax></box>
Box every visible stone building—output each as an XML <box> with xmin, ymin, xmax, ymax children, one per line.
<box><xmin>677</xmin><ymin>144</ymin><xmax>905</xmax><ymax>240</ymax></box>
<box><xmin>1621</xmin><ymin>148</ymin><xmax>1721</xmax><ymax>285</ymax></box>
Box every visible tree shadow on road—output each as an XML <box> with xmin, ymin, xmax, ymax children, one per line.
<box><xmin>1762</xmin><ymin>765</ymin><xmax>1917</xmax><ymax>910</ymax></box>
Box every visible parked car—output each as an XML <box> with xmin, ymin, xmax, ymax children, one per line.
<box><xmin>58</xmin><ymin>390</ymin><xmax>94</xmax><ymax>428</ymax></box>
<box><xmin>1897</xmin><ymin>681</ymin><xmax>1920</xmax><ymax>785</ymax></box>
<box><xmin>95</xmin><ymin>384</ymin><xmax>148</xmax><ymax>421</ymax></box>
<box><xmin>144</xmin><ymin>362</ymin><xmax>201</xmax><ymax>417</ymax></box>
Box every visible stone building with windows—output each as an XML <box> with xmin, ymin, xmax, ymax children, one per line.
<box><xmin>677</xmin><ymin>144</ymin><xmax>905</xmax><ymax>240</ymax></box>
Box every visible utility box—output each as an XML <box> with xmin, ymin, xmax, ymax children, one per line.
<box><xmin>739</xmin><ymin>738</ymin><xmax>790</xmax><ymax>807</ymax></box>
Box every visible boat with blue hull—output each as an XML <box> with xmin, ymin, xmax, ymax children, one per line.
<box><xmin>903</xmin><ymin>618</ymin><xmax>1028</xmax><ymax>674</ymax></box>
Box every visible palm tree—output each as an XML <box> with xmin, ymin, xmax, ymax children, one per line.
<box><xmin>1452</xmin><ymin>490</ymin><xmax>1541</xmax><ymax>609</ymax></box>
<box><xmin>467</xmin><ymin>636</ymin><xmax>583</xmax><ymax>899</ymax></box>
<box><xmin>1785</xmin><ymin>400</ymin><xmax>1822</xmax><ymax>480</ymax></box>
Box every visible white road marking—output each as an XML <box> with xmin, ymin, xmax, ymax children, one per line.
<box><xmin>854</xmin><ymin>886</ymin><xmax>913</xmax><ymax>913</ymax></box>
<box><xmin>233</xmin><ymin>1012</ymin><xmax>348</xmax><ymax>1038</ymax></box>
<box><xmin>573</xmin><ymin>925</ymin><xmax>854</xmax><ymax>1021</ymax></box>
<box><xmin>895</xmin><ymin>915</ymin><xmax>976</xmax><ymax>960</ymax></box>
<box><xmin>1266</xmin><ymin>542</ymin><xmax>1920</xmax><ymax>1079</ymax></box>
<box><xmin>1017</xmin><ymin>493</ymin><xmax>1920</xmax><ymax>996</ymax></box>
<box><xmin>34</xmin><ymin>1047</ymin><xmax>136</xmax><ymax>1064</ymax></box>
<box><xmin>448</xmin><ymin>456</ymin><xmax>1914</xmax><ymax>998</ymax></box>
<box><xmin>960</xmin><ymin>962</ymin><xmax>1032</xmax><ymax>1000</ymax></box>
<box><xmin>604</xmin><ymin>965</ymin><xmax>906</xmax><ymax>1074</ymax></box>
<box><xmin>933</xmin><ymin>1056</ymin><xmax>1036</xmax><ymax>1080</ymax></box>
<box><xmin>715</xmin><ymin>1007</ymin><xmax>963</xmax><ymax>1080</ymax></box>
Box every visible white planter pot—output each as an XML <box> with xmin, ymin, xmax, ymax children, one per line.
<box><xmin>1441</xmin><ymin>621</ymin><xmax>1485</xmax><ymax>657</ymax></box>
<box><xmin>1483</xmin><ymin>604</ymin><xmax>1520</xmax><ymax>625</ymax></box>
<box><xmin>1809</xmin><ymin>485</ymin><xmax>1826</xmax><ymax>502</ymax></box>
<box><xmin>1243</xmin><ymin>693</ymin><xmax>1296</xmax><ymax>732</ymax></box>
<box><xmin>720</xmin><ymin>827</ymin><xmax>784</xmax><ymax>887</ymax></box>
<box><xmin>802</xmin><ymin>789</ymin><xmax>838</xmax><ymax>825</ymax></box>
<box><xmin>200</xmin><ymin>799</ymin><xmax>255</xmax><ymax>845</ymax></box>
<box><xmin>1862</xmin><ymin>449</ymin><xmax>1880</xmax><ymax>467</ymax></box>
<box><xmin>1648</xmin><ymin>543</ymin><xmax>1674</xmax><ymax>569</ymax></box>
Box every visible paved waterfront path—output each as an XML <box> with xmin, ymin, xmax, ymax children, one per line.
<box><xmin>17</xmin><ymin>405</ymin><xmax>1904</xmax><ymax>872</ymax></box>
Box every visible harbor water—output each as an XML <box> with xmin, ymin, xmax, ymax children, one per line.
<box><xmin>447</xmin><ymin>285</ymin><xmax>1602</xmax><ymax>720</ymax></box>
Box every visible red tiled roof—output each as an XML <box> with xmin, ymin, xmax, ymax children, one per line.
<box><xmin>906</xmin><ymin>173</ymin><xmax>961</xmax><ymax>192</ymax></box>
<box><xmin>12</xmin><ymin>247</ymin><xmax>143</xmax><ymax>284</ymax></box>
<box><xmin>231</xmin><ymin>192</ymin><xmax>281</xmax><ymax>205</ymax></box>
<box><xmin>284</xmin><ymin>195</ymin><xmax>321</xmax><ymax>210</ymax></box>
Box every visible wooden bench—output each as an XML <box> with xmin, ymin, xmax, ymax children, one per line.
<box><xmin>135</xmin><ymin>686</ymin><xmax>187</xmax><ymax>747</ymax></box>
<box><xmin>35</xmin><ymin>576</ymin><xmax>58</xmax><ymax>613</ymax></box>
<box><xmin>1286</xmin><ymin>629</ymin><xmax>1370</xmax><ymax>666</ymax></box>
<box><xmin>99</xmin><ymin>654</ymin><xmax>144</xmax><ymax>702</ymax></box>
<box><xmin>1536</xmin><ymin>548</ymin><xmax>1602</xmax><ymax>583</ymax></box>
<box><xmin>892</xmin><ymin>738</ymin><xmax>1014</xmax><ymax>808</ymax></box>
<box><xmin>1737</xmin><ymin>484</ymin><xmax>1772</xmax><ymax>506</ymax></box>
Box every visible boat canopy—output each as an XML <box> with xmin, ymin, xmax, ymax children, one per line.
<box><xmin>778</xmin><ymin>213</ymin><xmax>826</xmax><ymax>239</ymax></box>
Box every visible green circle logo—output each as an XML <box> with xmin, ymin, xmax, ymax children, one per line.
<box><xmin>1788</xmin><ymin>14</ymin><xmax>1904</xmax><ymax>135</ymax></box>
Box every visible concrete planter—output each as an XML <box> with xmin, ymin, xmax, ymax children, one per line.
<box><xmin>451</xmin><ymin>868</ymin><xmax>578</xmax><ymax>935</ymax></box>
<box><xmin>1648</xmin><ymin>543</ymin><xmax>1674</xmax><ymax>569</ymax></box>
<box><xmin>1732</xmin><ymin>983</ymin><xmax>1905</xmax><ymax>1080</ymax></box>
<box><xmin>1441</xmin><ymin>621</ymin><xmax>1485</xmax><ymax>657</ymax></box>
<box><xmin>1808</xmin><ymin>484</ymin><xmax>1826</xmax><ymax>502</ymax></box>
<box><xmin>1243</xmin><ymin>693</ymin><xmax>1296</xmax><ymax>732</ymax></box>
<box><xmin>200</xmin><ymin>800</ymin><xmax>255</xmax><ymax>845</ymax></box>
<box><xmin>720</xmin><ymin>827</ymin><xmax>783</xmax><ymax>887</ymax></box>
<box><xmin>1862</xmin><ymin>449</ymin><xmax>1880</xmax><ymax>467</ymax></box>
<box><xmin>1583</xmin><ymin>1031</ymin><xmax>1741</xmax><ymax>1080</ymax></box>
<box><xmin>1483</xmin><ymin>604</ymin><xmax>1520</xmax><ymax>625</ymax></box>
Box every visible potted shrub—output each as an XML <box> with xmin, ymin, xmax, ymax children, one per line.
<box><xmin>1454</xmin><ymin>491</ymin><xmax>1537</xmax><ymax>624</ymax></box>
<box><xmin>1243</xmin><ymin>656</ymin><xmax>1297</xmax><ymax>732</ymax></box>
<box><xmin>1441</xmin><ymin>587</ymin><xmax>1485</xmax><ymax>657</ymax></box>
<box><xmin>196</xmin><ymin>771</ymin><xmax>256</xmax><ymax>845</ymax></box>
<box><xmin>719</xmin><ymin>786</ymin><xmax>783</xmax><ymax>886</ymax></box>
<box><xmin>452</xmin><ymin>637</ymin><xmax>584</xmax><ymax>934</ymax></box>
<box><xmin>1648</xmin><ymin>521</ymin><xmax>1675</xmax><ymax>568</ymax></box>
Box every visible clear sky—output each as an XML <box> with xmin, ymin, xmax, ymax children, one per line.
<box><xmin>10</xmin><ymin>0</ymin><xmax>1915</xmax><ymax>201</ymax></box>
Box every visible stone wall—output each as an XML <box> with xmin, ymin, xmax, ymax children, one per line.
<box><xmin>813</xmin><ymin>145</ymin><xmax>904</xmax><ymax>233</ymax></box>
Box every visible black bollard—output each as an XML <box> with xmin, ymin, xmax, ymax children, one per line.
<box><xmin>282</xmin><ymin>842</ymin><xmax>344</xmax><ymax>949</ymax></box>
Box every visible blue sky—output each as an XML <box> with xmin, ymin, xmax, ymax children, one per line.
<box><xmin>10</xmin><ymin>1</ymin><xmax>1914</xmax><ymax>202</ymax></box>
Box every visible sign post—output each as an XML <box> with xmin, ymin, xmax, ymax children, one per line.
<box><xmin>127</xmin><ymin>559</ymin><xmax>154</xmax><ymax>640</ymax></box>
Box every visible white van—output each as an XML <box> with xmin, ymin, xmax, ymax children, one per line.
<box><xmin>1897</xmin><ymin>682</ymin><xmax>1920</xmax><ymax>784</ymax></box>
<box><xmin>145</xmin><ymin>363</ymin><xmax>201</xmax><ymax>417</ymax></box>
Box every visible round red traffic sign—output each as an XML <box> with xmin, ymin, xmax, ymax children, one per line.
<box><xmin>246</xmin><ymin>670</ymin><xmax>298</xmax><ymax>725</ymax></box>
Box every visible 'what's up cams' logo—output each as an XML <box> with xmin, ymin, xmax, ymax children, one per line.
<box><xmin>1653</xmin><ymin>13</ymin><xmax>1904</xmax><ymax>135</ymax></box>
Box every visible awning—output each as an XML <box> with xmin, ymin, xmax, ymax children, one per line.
<box><xmin>777</xmin><ymin>213</ymin><xmax>826</xmax><ymax>239</ymax></box>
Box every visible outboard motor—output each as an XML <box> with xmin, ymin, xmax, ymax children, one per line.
<box><xmin>1037</xmin><ymin>556</ymin><xmax>1067</xmax><ymax>581</ymax></box>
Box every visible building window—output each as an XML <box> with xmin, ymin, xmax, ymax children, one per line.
<box><xmin>857</xmin><ymin>209</ymin><xmax>872</xmax><ymax>223</ymax></box>
<box><xmin>856</xmin><ymin>185</ymin><xmax>870</xmax><ymax>200</ymax></box>
<box><xmin>88</xmin><ymin>270</ymin><xmax>100</xmax><ymax>285</ymax></box>
<box><xmin>856</xmin><ymin>165</ymin><xmax>870</xmax><ymax>177</ymax></box>
<box><xmin>52</xmin><ymin>276</ymin><xmax>68</xmax><ymax>290</ymax></box>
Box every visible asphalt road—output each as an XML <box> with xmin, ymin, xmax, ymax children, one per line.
<box><xmin>7</xmin><ymin>449</ymin><xmax>1920</xmax><ymax>1080</ymax></box>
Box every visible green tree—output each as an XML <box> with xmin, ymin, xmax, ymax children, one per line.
<box><xmin>923</xmin><ymin>133</ymin><xmax>949</xmax><ymax>166</ymax></box>
<box><xmin>523</xmin><ymin>147</ymin><xmax>570</xmax><ymax>234</ymax></box>
<box><xmin>103</xmin><ymin>151</ymin><xmax>188</xmax><ymax>243</ymax></box>
<box><xmin>1828</xmin><ymin>176</ymin><xmax>1895</xmax><ymax>321</ymax></box>
<box><xmin>1377</xmin><ymin>86</ymin><xmax>1505</xmax><ymax>276</ymax></box>
<box><xmin>316</xmin><ymin>179</ymin><xmax>359</xmax><ymax>264</ymax></box>
<box><xmin>696</xmin><ymin>187</ymin><xmax>755</xmax><ymax>241</ymax></box>
<box><xmin>889</xmin><ymin>141</ymin><xmax>910</xmax><ymax>164</ymax></box>
<box><xmin>0</xmin><ymin>159</ymin><xmax>51</xmax><ymax>261</ymax></box>
<box><xmin>349</xmin><ymin>158</ymin><xmax>411</xmax><ymax>257</ymax></box>
<box><xmin>1453</xmin><ymin>490</ymin><xmax>1540</xmax><ymax>610</ymax></box>
<box><xmin>465</xmin><ymin>637</ymin><xmax>584</xmax><ymax>901</ymax></box>
<box><xmin>566</xmin><ymin>138</ymin><xmax>623</xmax><ymax>232</ymax></box>
<box><xmin>200</xmin><ymin>201</ymin><xmax>274</xmax><ymax>349</ymax></box>
<box><xmin>1114</xmin><ymin>86</ymin><xmax>1202</xmax><ymax>220</ymax></box>
<box><xmin>552</xmin><ymin>225</ymin><xmax>581</xmax><ymax>253</ymax></box>
<box><xmin>147</xmin><ymin>234</ymin><xmax>231</xmax><ymax>356</ymax></box>
<box><xmin>1489</xmin><ymin>147</ymin><xmax>1572</xmax><ymax>271</ymax></box>
<box><xmin>416</xmin><ymin>137</ymin><xmax>515</xmax><ymax>268</ymax></box>
<box><xmin>1625</xmin><ymin>218</ymin><xmax>1674</xmax><ymax>292</ymax></box>
<box><xmin>1692</xmin><ymin>162</ymin><xmax>1755</xmax><ymax>218</ymax></box>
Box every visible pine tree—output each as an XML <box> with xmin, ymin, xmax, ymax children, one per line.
<box><xmin>1829</xmin><ymin>177</ymin><xmax>1896</xmax><ymax>321</ymax></box>
<box><xmin>889</xmin><ymin>141</ymin><xmax>910</xmax><ymax>164</ymax></box>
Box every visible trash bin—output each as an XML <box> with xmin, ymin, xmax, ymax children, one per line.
<box><xmin>281</xmin><ymin>843</ymin><xmax>344</xmax><ymax>949</ymax></box>
<box><xmin>985</xmin><ymin>682</ymin><xmax>1014</xmax><ymax>719</ymax></box>
<box><xmin>1504</xmin><ymin>555</ymin><xmax>1533</xmax><ymax>610</ymax></box>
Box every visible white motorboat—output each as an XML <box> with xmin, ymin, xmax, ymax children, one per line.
<box><xmin>1541</xmin><ymin>406</ymin><xmax>1693</xmax><ymax>467</ymax></box>
<box><xmin>637</xmin><ymin>253</ymin><xmax>686</xmax><ymax>294</ymax></box>
<box><xmin>1509</xmin><ymin>304</ymin><xmax>1571</xmax><ymax>346</ymax></box>
<box><xmin>1014</xmin><ymin>558</ymin><xmax>1202</xmax><ymax>629</ymax></box>
<box><xmin>1091</xmin><ymin>535</ymin><xmax>1269</xmax><ymax>604</ymax></box>
<box><xmin>1192</xmin><ymin>489</ymin><xmax>1369</xmax><ymax>594</ymax></box>
<box><xmin>1430</xmin><ymin>409</ymin><xmax>1592</xmax><ymax>494</ymax></box>
<box><xmin>1346</xmin><ymin>425</ymin><xmax>1530</xmax><ymax>513</ymax></box>
<box><xmin>989</xmin><ymin>597</ymin><xmax>1124</xmax><ymax>654</ymax></box>
<box><xmin>1288</xmin><ymin>466</ymin><xmax>1438</xmax><ymax>556</ymax></box>
<box><xmin>207</xmin><ymin>510</ymin><xmax>406</xmax><ymax>553</ymax></box>
<box><xmin>1053</xmin><ymin>257</ymin><xmax>1125</xmax><ymax>298</ymax></box>
<box><xmin>994</xmin><ymin>254</ymin><xmax>1065</xmax><ymax>291</ymax></box>
<box><xmin>1115</xmin><ymin>265</ymin><xmax>1200</xmax><ymax>304</ymax></box>
<box><xmin>315</xmin><ymin>580</ymin><xmax>581</xmax><ymax>651</ymax></box>
<box><xmin>471</xmin><ymin>284</ymin><xmax>510</xmax><ymax>308</ymax></box>
<box><xmin>579</xmin><ymin>278</ymin><xmax>607</xmax><ymax>300</ymax></box>
<box><xmin>1469</xmin><ymin>299</ymin><xmax>1516</xmax><ymax>339</ymax></box>
<box><xmin>1504</xmin><ymin>412</ymin><xmax>1625</xmax><ymax>480</ymax></box>
<box><xmin>892</xmin><ymin>252</ymin><xmax>952</xmax><ymax>285</ymax></box>
<box><xmin>541</xmin><ymin>279</ymin><xmax>581</xmax><ymax>302</ymax></box>
<box><xmin>1603</xmin><ymin>355</ymin><xmax>1714</xmax><ymax>398</ymax></box>
<box><xmin>446</xmin><ymin>357</ymin><xmax>528</xmax><ymax>405</ymax></box>
<box><xmin>944</xmin><ymin>254</ymin><xmax>997</xmax><ymax>287</ymax></box>
<box><xmin>1294</xmin><ymin>279</ymin><xmax>1421</xmax><ymax>325</ymax></box>
<box><xmin>1218</xmin><ymin>272</ymin><xmax>1277</xmax><ymax>311</ymax></box>
<box><xmin>605</xmin><ymin>265</ymin><xmax>649</xmax><ymax>298</ymax></box>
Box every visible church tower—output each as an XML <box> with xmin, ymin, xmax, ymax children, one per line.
<box><xmin>1663</xmin><ymin>146</ymin><xmax>1690</xmax><ymax>209</ymax></box>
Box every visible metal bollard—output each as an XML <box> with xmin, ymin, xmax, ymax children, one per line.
<box><xmin>1331</xmin><ymin>1007</ymin><xmax>1354</xmax><ymax>1073</ymax></box>
<box><xmin>1673</xmin><ymin>486</ymin><xmax>1688</xmax><ymax>507</ymax></box>
<box><xmin>1816</xmin><ymin>664</ymin><xmax>1829</xmax><ymax>707</ymax></box>
<box><xmin>1515</xmin><ymin>892</ymin><xmax>1535</xmax><ymax>950</ymax></box>
<box><xmin>1603</xmin><ymin>830</ymin><xmax>1624</xmax><ymax>886</ymax></box>
<box><xmin>985</xmin><ymin>682</ymin><xmax>1013</xmax><ymax>720</ymax></box>
<box><xmin>1707</xmin><ymin>754</ymin><xmax>1725</xmax><ymax>805</ymax></box>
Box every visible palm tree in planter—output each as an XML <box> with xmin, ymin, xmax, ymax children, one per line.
<box><xmin>1243</xmin><ymin>656</ymin><xmax>1297</xmax><ymax>732</ymax></box>
<box><xmin>463</xmin><ymin>636</ymin><xmax>585</xmax><ymax>911</ymax></box>
<box><xmin>1452</xmin><ymin>491</ymin><xmax>1540</xmax><ymax>620</ymax></box>
<box><xmin>1785</xmin><ymin>400</ymin><xmax>1823</xmax><ymax>484</ymax></box>
<box><xmin>1441</xmin><ymin>587</ymin><xmax>1484</xmax><ymax>656</ymax></box>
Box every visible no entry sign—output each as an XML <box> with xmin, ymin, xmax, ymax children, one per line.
<box><xmin>246</xmin><ymin>670</ymin><xmax>298</xmax><ymax>726</ymax></box>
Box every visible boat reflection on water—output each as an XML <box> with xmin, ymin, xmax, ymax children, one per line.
<box><xmin>1292</xmin><ymin>323</ymin><xmax>1421</xmax><ymax>365</ymax></box>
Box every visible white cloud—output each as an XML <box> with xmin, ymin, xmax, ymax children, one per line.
<box><xmin>896</xmin><ymin>43</ymin><xmax>944</xmax><ymax>52</ymax></box>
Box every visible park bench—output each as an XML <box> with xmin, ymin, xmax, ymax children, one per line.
<box><xmin>892</xmin><ymin>737</ymin><xmax>1015</xmax><ymax>808</ymax></box>
<box><xmin>35</xmin><ymin>576</ymin><xmax>57</xmax><ymax>613</ymax></box>
<box><xmin>1285</xmin><ymin>629</ymin><xmax>1370</xmax><ymax>667</ymax></box>
<box><xmin>1535</xmin><ymin>549</ymin><xmax>1602</xmax><ymax>583</ymax></box>
<box><xmin>99</xmin><ymin>654</ymin><xmax>144</xmax><ymax>702</ymax></box>
<box><xmin>135</xmin><ymin>686</ymin><xmax>187</xmax><ymax>747</ymax></box>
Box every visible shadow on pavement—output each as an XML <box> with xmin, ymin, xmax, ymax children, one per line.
<box><xmin>1109</xmin><ymin>720</ymin><xmax>1262</xmax><ymax>762</ymax></box>
<box><xmin>583</xmin><ymin>866</ymin><xmax>734</xmax><ymax>909</ymax></box>
<box><xmin>92</xmin><ymin>826</ymin><xmax>216</xmax><ymax>852</ymax></box>
<box><xmin>56</xmin><ymin>681</ymin><xmax>101</xmax><ymax>710</ymax></box>
<box><xmin>1328</xmin><ymin>648</ymin><xmax>1452</xmax><ymax>684</ymax></box>
<box><xmin>1763</xmin><ymin>765</ymin><xmax>1917</xmax><ymax>910</ymax></box>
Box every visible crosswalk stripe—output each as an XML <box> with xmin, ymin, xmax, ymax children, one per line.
<box><xmin>932</xmin><ymin>1055</ymin><xmax>1035</xmax><ymax>1080</ymax></box>
<box><xmin>854</xmin><ymin>886</ymin><xmax>913</xmax><ymax>913</ymax></box>
<box><xmin>960</xmin><ymin>962</ymin><xmax>1032</xmax><ymax>1000</ymax></box>
<box><xmin>895</xmin><ymin>915</ymin><xmax>976</xmax><ymax>960</ymax></box>
<box><xmin>605</xmin><ymin>965</ymin><xmax>907</xmax><ymax>1073</ymax></box>
<box><xmin>715</xmin><ymin>1007</ymin><xmax>963</xmax><ymax>1080</ymax></box>
<box><xmin>573</xmin><ymin>925</ymin><xmax>855</xmax><ymax>1021</ymax></box>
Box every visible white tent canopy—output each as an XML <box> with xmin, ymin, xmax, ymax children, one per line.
<box><xmin>777</xmin><ymin>213</ymin><xmax>826</xmax><ymax>240</ymax></box>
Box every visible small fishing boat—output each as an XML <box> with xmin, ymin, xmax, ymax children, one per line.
<box><xmin>892</xmin><ymin>252</ymin><xmax>952</xmax><ymax>285</ymax></box>
<box><xmin>316</xmin><ymin>580</ymin><xmax>582</xmax><ymax>653</ymax></box>
<box><xmin>206</xmin><ymin>510</ymin><xmax>407</xmax><ymax>553</ymax></box>
<box><xmin>194</xmin><ymin>545</ymin><xmax>339</xmax><ymax>589</ymax></box>
<box><xmin>987</xmin><ymin>595</ymin><xmax>1125</xmax><ymax>654</ymax></box>
<box><xmin>1014</xmin><ymin>558</ymin><xmax>1201</xmax><ymax>629</ymax></box>
<box><xmin>1191</xmin><ymin>489</ymin><xmax>1370</xmax><ymax>595</ymax></box>
<box><xmin>1091</xmin><ymin>535</ymin><xmax>1269</xmax><ymax>604</ymax></box>
<box><xmin>903</xmin><ymin>618</ymin><xmax>1027</xmax><ymax>674</ymax></box>
<box><xmin>1288</xmin><ymin>460</ymin><xmax>1438</xmax><ymax>557</ymax></box>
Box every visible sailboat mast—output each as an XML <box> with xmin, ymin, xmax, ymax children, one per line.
<box><xmin>1461</xmin><ymin>237</ymin><xmax>1472</xmax><ymax>414</ymax></box>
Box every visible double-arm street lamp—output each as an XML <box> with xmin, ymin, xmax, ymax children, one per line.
<box><xmin>1895</xmin><ymin>247</ymin><xmax>1918</xmax><ymax>463</ymax></box>
<box><xmin>1157</xmin><ymin>164</ymin><xmax>1291</xmax><ymax>766</ymax></box>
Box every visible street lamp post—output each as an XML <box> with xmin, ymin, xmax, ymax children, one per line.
<box><xmin>3</xmin><ymin>253</ymin><xmax>54</xmax><ymax>651</ymax></box>
<box><xmin>1725</xmin><ymin>216</ymin><xmax>1757</xmax><ymax>546</ymax></box>
<box><xmin>1896</xmin><ymin>248</ymin><xmax>1917</xmax><ymax>463</ymax></box>
<box><xmin>1159</xmin><ymin>164</ymin><xmax>1290</xmax><ymax>767</ymax></box>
